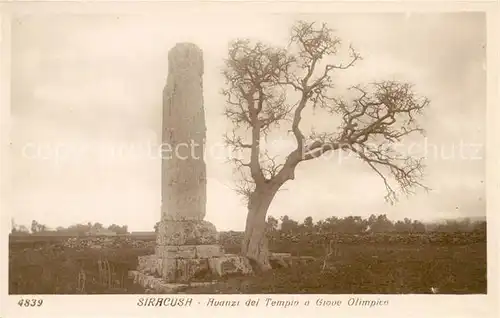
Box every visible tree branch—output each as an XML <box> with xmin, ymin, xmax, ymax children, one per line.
<box><xmin>222</xmin><ymin>20</ymin><xmax>430</xmax><ymax>204</ymax></box>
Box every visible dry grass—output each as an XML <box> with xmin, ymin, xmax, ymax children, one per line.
<box><xmin>9</xmin><ymin>233</ymin><xmax>486</xmax><ymax>294</ymax></box>
<box><xmin>182</xmin><ymin>243</ymin><xmax>486</xmax><ymax>294</ymax></box>
<box><xmin>9</xmin><ymin>244</ymin><xmax>151</xmax><ymax>294</ymax></box>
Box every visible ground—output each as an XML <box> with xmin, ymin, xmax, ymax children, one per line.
<box><xmin>183</xmin><ymin>243</ymin><xmax>486</xmax><ymax>294</ymax></box>
<box><xmin>9</xmin><ymin>233</ymin><xmax>486</xmax><ymax>294</ymax></box>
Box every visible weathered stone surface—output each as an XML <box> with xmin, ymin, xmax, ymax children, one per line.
<box><xmin>128</xmin><ymin>271</ymin><xmax>188</xmax><ymax>293</ymax></box>
<box><xmin>269</xmin><ymin>254</ymin><xmax>290</xmax><ymax>269</ymax></box>
<box><xmin>162</xmin><ymin>42</ymin><xmax>207</xmax><ymax>222</ymax></box>
<box><xmin>156</xmin><ymin>220</ymin><xmax>218</xmax><ymax>246</ymax></box>
<box><xmin>156</xmin><ymin>244</ymin><xmax>224</xmax><ymax>259</ymax></box>
<box><xmin>161</xmin><ymin>257</ymin><xmax>177</xmax><ymax>282</ymax></box>
<box><xmin>155</xmin><ymin>245</ymin><xmax>177</xmax><ymax>257</ymax></box>
<box><xmin>156</xmin><ymin>245</ymin><xmax>197</xmax><ymax>259</ymax></box>
<box><xmin>138</xmin><ymin>255</ymin><xmax>162</xmax><ymax>276</ymax></box>
<box><xmin>129</xmin><ymin>271</ymin><xmax>215</xmax><ymax>293</ymax></box>
<box><xmin>176</xmin><ymin>258</ymin><xmax>211</xmax><ymax>282</ymax></box>
<box><xmin>136</xmin><ymin>252</ymin><xmax>314</xmax><ymax>284</ymax></box>
<box><xmin>195</xmin><ymin>245</ymin><xmax>224</xmax><ymax>258</ymax></box>
<box><xmin>159</xmin><ymin>257</ymin><xmax>213</xmax><ymax>283</ymax></box>
<box><xmin>208</xmin><ymin>255</ymin><xmax>253</xmax><ymax>276</ymax></box>
<box><xmin>171</xmin><ymin>247</ymin><xmax>197</xmax><ymax>259</ymax></box>
<box><xmin>136</xmin><ymin>252</ymin><xmax>254</xmax><ymax>284</ymax></box>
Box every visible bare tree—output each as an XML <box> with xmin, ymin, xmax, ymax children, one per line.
<box><xmin>221</xmin><ymin>20</ymin><xmax>430</xmax><ymax>271</ymax></box>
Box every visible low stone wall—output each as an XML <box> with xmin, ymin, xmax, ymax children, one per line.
<box><xmin>12</xmin><ymin>231</ymin><xmax>483</xmax><ymax>253</ymax></box>
<box><xmin>220</xmin><ymin>231</ymin><xmax>487</xmax><ymax>248</ymax></box>
<box><xmin>61</xmin><ymin>236</ymin><xmax>156</xmax><ymax>250</ymax></box>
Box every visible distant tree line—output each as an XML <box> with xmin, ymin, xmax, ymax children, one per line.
<box><xmin>11</xmin><ymin>214</ymin><xmax>486</xmax><ymax>237</ymax></box>
<box><xmin>266</xmin><ymin>214</ymin><xmax>486</xmax><ymax>235</ymax></box>
<box><xmin>10</xmin><ymin>220</ymin><xmax>129</xmax><ymax>236</ymax></box>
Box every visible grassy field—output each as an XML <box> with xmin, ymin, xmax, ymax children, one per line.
<box><xmin>183</xmin><ymin>243</ymin><xmax>486</xmax><ymax>294</ymax></box>
<box><xmin>9</xmin><ymin>233</ymin><xmax>486</xmax><ymax>294</ymax></box>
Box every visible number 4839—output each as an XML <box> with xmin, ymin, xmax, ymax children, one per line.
<box><xmin>18</xmin><ymin>299</ymin><xmax>43</xmax><ymax>307</ymax></box>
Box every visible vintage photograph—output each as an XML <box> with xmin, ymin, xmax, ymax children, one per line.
<box><xmin>8</xmin><ymin>11</ymin><xmax>486</xmax><ymax>294</ymax></box>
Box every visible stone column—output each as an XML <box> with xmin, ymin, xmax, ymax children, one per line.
<box><xmin>131</xmin><ymin>43</ymin><xmax>255</xmax><ymax>289</ymax></box>
<box><xmin>161</xmin><ymin>42</ymin><xmax>206</xmax><ymax>221</ymax></box>
<box><xmin>156</xmin><ymin>43</ymin><xmax>222</xmax><ymax>282</ymax></box>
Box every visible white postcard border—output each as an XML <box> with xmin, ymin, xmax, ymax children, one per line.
<box><xmin>1</xmin><ymin>1</ymin><xmax>498</xmax><ymax>317</ymax></box>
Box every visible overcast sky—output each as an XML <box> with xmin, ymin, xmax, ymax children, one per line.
<box><xmin>9</xmin><ymin>12</ymin><xmax>486</xmax><ymax>231</ymax></box>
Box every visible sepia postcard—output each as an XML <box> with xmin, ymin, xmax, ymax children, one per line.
<box><xmin>1</xmin><ymin>0</ymin><xmax>498</xmax><ymax>317</ymax></box>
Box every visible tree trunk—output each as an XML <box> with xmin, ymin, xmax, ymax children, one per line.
<box><xmin>241</xmin><ymin>185</ymin><xmax>278</xmax><ymax>272</ymax></box>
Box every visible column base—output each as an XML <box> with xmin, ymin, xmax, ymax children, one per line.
<box><xmin>132</xmin><ymin>250</ymin><xmax>317</xmax><ymax>292</ymax></box>
<box><xmin>134</xmin><ymin>220</ymin><xmax>253</xmax><ymax>289</ymax></box>
<box><xmin>136</xmin><ymin>248</ymin><xmax>253</xmax><ymax>284</ymax></box>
